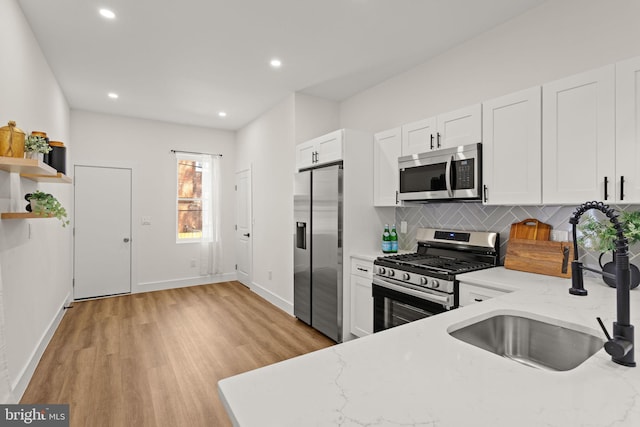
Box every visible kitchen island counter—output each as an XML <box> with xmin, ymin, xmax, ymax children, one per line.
<box><xmin>218</xmin><ymin>268</ymin><xmax>640</xmax><ymax>426</ymax></box>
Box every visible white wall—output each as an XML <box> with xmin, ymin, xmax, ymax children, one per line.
<box><xmin>0</xmin><ymin>0</ymin><xmax>72</xmax><ymax>401</ymax></box>
<box><xmin>71</xmin><ymin>110</ymin><xmax>236</xmax><ymax>292</ymax></box>
<box><xmin>236</xmin><ymin>95</ymin><xmax>296</xmax><ymax>310</ymax></box>
<box><xmin>235</xmin><ymin>93</ymin><xmax>340</xmax><ymax>313</ymax></box>
<box><xmin>339</xmin><ymin>0</ymin><xmax>640</xmax><ymax>132</ymax></box>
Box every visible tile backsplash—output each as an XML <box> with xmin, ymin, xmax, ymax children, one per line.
<box><xmin>396</xmin><ymin>203</ymin><xmax>640</xmax><ymax>267</ymax></box>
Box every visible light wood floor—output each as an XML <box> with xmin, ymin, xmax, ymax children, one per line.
<box><xmin>21</xmin><ymin>281</ymin><xmax>335</xmax><ymax>427</ymax></box>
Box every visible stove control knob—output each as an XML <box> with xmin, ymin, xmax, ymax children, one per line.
<box><xmin>377</xmin><ymin>267</ymin><xmax>386</xmax><ymax>275</ymax></box>
<box><xmin>388</xmin><ymin>269</ymin><xmax>395</xmax><ymax>277</ymax></box>
<box><xmin>431</xmin><ymin>279</ymin><xmax>440</xmax><ymax>288</ymax></box>
<box><xmin>402</xmin><ymin>273</ymin><xmax>410</xmax><ymax>281</ymax></box>
<box><xmin>420</xmin><ymin>277</ymin><xmax>428</xmax><ymax>286</ymax></box>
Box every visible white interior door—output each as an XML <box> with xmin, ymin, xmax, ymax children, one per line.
<box><xmin>74</xmin><ymin>165</ymin><xmax>132</xmax><ymax>299</ymax></box>
<box><xmin>235</xmin><ymin>168</ymin><xmax>252</xmax><ymax>286</ymax></box>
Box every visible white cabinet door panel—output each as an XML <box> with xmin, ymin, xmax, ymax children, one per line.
<box><xmin>373</xmin><ymin>128</ymin><xmax>402</xmax><ymax>207</ymax></box>
<box><xmin>483</xmin><ymin>87</ymin><xmax>541</xmax><ymax>205</ymax></box>
<box><xmin>401</xmin><ymin>117</ymin><xmax>436</xmax><ymax>155</ymax></box>
<box><xmin>542</xmin><ymin>65</ymin><xmax>615</xmax><ymax>204</ymax></box>
<box><xmin>296</xmin><ymin>140</ymin><xmax>315</xmax><ymax>170</ymax></box>
<box><xmin>616</xmin><ymin>56</ymin><xmax>640</xmax><ymax>203</ymax></box>
<box><xmin>316</xmin><ymin>130</ymin><xmax>343</xmax><ymax>166</ymax></box>
<box><xmin>437</xmin><ymin>104</ymin><xmax>482</xmax><ymax>149</ymax></box>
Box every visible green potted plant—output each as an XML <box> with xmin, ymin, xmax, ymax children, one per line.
<box><xmin>25</xmin><ymin>191</ymin><xmax>70</xmax><ymax>227</ymax></box>
<box><xmin>24</xmin><ymin>135</ymin><xmax>51</xmax><ymax>160</ymax></box>
<box><xmin>578</xmin><ymin>209</ymin><xmax>640</xmax><ymax>289</ymax></box>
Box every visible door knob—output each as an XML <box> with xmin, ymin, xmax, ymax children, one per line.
<box><xmin>243</xmin><ymin>233</ymin><xmax>250</xmax><ymax>237</ymax></box>
<box><xmin>123</xmin><ymin>238</ymin><xmax>130</xmax><ymax>243</ymax></box>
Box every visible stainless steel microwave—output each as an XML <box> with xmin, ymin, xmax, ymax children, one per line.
<box><xmin>398</xmin><ymin>143</ymin><xmax>482</xmax><ymax>202</ymax></box>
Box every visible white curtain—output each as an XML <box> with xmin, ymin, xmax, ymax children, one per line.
<box><xmin>0</xmin><ymin>264</ymin><xmax>12</xmax><ymax>403</ymax></box>
<box><xmin>199</xmin><ymin>154</ymin><xmax>222</xmax><ymax>276</ymax></box>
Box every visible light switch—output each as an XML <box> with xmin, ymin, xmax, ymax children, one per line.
<box><xmin>141</xmin><ymin>216</ymin><xmax>152</xmax><ymax>225</ymax></box>
<box><xmin>400</xmin><ymin>221</ymin><xmax>407</xmax><ymax>234</ymax></box>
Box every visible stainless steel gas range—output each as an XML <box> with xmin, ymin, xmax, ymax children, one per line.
<box><xmin>372</xmin><ymin>228</ymin><xmax>500</xmax><ymax>332</ymax></box>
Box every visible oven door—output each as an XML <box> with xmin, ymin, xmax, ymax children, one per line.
<box><xmin>372</xmin><ymin>278</ymin><xmax>449</xmax><ymax>332</ymax></box>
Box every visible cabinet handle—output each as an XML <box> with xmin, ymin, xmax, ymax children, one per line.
<box><xmin>357</xmin><ymin>267</ymin><xmax>369</xmax><ymax>272</ymax></box>
<box><xmin>621</xmin><ymin>176</ymin><xmax>625</xmax><ymax>201</ymax></box>
<box><xmin>474</xmin><ymin>298</ymin><xmax>484</xmax><ymax>302</ymax></box>
<box><xmin>430</xmin><ymin>134</ymin><xmax>434</xmax><ymax>150</ymax></box>
<box><xmin>483</xmin><ymin>185</ymin><xmax>488</xmax><ymax>203</ymax></box>
<box><xmin>437</xmin><ymin>132</ymin><xmax>441</xmax><ymax>148</ymax></box>
<box><xmin>395</xmin><ymin>190</ymin><xmax>399</xmax><ymax>205</ymax></box>
<box><xmin>604</xmin><ymin>176</ymin><xmax>609</xmax><ymax>200</ymax></box>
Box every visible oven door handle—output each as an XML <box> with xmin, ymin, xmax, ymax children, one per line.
<box><xmin>373</xmin><ymin>277</ymin><xmax>451</xmax><ymax>306</ymax></box>
<box><xmin>445</xmin><ymin>155</ymin><xmax>453</xmax><ymax>197</ymax></box>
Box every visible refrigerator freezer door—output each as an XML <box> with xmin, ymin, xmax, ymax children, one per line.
<box><xmin>311</xmin><ymin>165</ymin><xmax>343</xmax><ymax>342</ymax></box>
<box><xmin>293</xmin><ymin>171</ymin><xmax>311</xmax><ymax>325</ymax></box>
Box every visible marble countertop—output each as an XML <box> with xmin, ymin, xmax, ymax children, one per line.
<box><xmin>218</xmin><ymin>268</ymin><xmax>640</xmax><ymax>426</ymax></box>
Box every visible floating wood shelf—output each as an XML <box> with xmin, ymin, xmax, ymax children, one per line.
<box><xmin>0</xmin><ymin>157</ymin><xmax>57</xmax><ymax>175</ymax></box>
<box><xmin>1</xmin><ymin>212</ymin><xmax>54</xmax><ymax>219</ymax></box>
<box><xmin>20</xmin><ymin>172</ymin><xmax>72</xmax><ymax>183</ymax></box>
<box><xmin>0</xmin><ymin>157</ymin><xmax>70</xmax><ymax>183</ymax></box>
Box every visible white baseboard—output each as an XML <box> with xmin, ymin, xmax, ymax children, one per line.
<box><xmin>136</xmin><ymin>272</ymin><xmax>237</xmax><ymax>293</ymax></box>
<box><xmin>250</xmin><ymin>281</ymin><xmax>294</xmax><ymax>316</ymax></box>
<box><xmin>10</xmin><ymin>291</ymin><xmax>72</xmax><ymax>403</ymax></box>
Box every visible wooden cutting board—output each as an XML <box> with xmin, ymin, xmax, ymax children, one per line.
<box><xmin>509</xmin><ymin>218</ymin><xmax>552</xmax><ymax>241</ymax></box>
<box><xmin>505</xmin><ymin>239</ymin><xmax>573</xmax><ymax>278</ymax></box>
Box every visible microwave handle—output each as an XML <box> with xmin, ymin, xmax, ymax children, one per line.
<box><xmin>445</xmin><ymin>155</ymin><xmax>453</xmax><ymax>197</ymax></box>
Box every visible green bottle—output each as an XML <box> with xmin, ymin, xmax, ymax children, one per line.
<box><xmin>382</xmin><ymin>224</ymin><xmax>391</xmax><ymax>253</ymax></box>
<box><xmin>390</xmin><ymin>224</ymin><xmax>398</xmax><ymax>253</ymax></box>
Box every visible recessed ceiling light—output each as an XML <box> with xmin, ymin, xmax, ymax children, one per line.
<box><xmin>270</xmin><ymin>59</ymin><xmax>282</xmax><ymax>68</ymax></box>
<box><xmin>108</xmin><ymin>92</ymin><xmax>119</xmax><ymax>99</ymax></box>
<box><xmin>99</xmin><ymin>9</ymin><xmax>116</xmax><ymax>19</ymax></box>
<box><xmin>218</xmin><ymin>111</ymin><xmax>227</xmax><ymax>117</ymax></box>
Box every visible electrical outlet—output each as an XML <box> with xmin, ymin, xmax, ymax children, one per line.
<box><xmin>268</xmin><ymin>271</ymin><xmax>272</xmax><ymax>280</ymax></box>
<box><xmin>190</xmin><ymin>258</ymin><xmax>197</xmax><ymax>267</ymax></box>
<box><xmin>141</xmin><ymin>216</ymin><xmax>152</xmax><ymax>225</ymax></box>
<box><xmin>400</xmin><ymin>221</ymin><xmax>407</xmax><ymax>234</ymax></box>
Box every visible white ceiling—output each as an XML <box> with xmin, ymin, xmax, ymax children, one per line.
<box><xmin>18</xmin><ymin>0</ymin><xmax>546</xmax><ymax>131</ymax></box>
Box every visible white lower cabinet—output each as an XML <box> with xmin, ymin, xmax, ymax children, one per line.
<box><xmin>350</xmin><ymin>257</ymin><xmax>374</xmax><ymax>337</ymax></box>
<box><xmin>458</xmin><ymin>282</ymin><xmax>508</xmax><ymax>307</ymax></box>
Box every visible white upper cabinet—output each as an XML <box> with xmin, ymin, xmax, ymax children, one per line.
<box><xmin>436</xmin><ymin>104</ymin><xmax>482</xmax><ymax>149</ymax></box>
<box><xmin>373</xmin><ymin>128</ymin><xmax>403</xmax><ymax>207</ymax></box>
<box><xmin>401</xmin><ymin>104</ymin><xmax>482</xmax><ymax>156</ymax></box>
<box><xmin>401</xmin><ymin>117</ymin><xmax>437</xmax><ymax>156</ymax></box>
<box><xmin>296</xmin><ymin>129</ymin><xmax>343</xmax><ymax>170</ymax></box>
<box><xmin>615</xmin><ymin>56</ymin><xmax>640</xmax><ymax>203</ymax></box>
<box><xmin>295</xmin><ymin>139</ymin><xmax>316</xmax><ymax>170</ymax></box>
<box><xmin>482</xmin><ymin>87</ymin><xmax>542</xmax><ymax>205</ymax></box>
<box><xmin>542</xmin><ymin>65</ymin><xmax>616</xmax><ymax>204</ymax></box>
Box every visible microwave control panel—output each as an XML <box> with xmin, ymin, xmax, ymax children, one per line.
<box><xmin>454</xmin><ymin>159</ymin><xmax>474</xmax><ymax>189</ymax></box>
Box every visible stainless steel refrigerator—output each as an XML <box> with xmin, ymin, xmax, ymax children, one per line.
<box><xmin>294</xmin><ymin>164</ymin><xmax>343</xmax><ymax>343</ymax></box>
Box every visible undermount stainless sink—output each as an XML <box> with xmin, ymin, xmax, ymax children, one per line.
<box><xmin>448</xmin><ymin>313</ymin><xmax>605</xmax><ymax>371</ymax></box>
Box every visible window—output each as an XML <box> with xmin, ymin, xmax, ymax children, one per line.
<box><xmin>176</xmin><ymin>153</ymin><xmax>212</xmax><ymax>242</ymax></box>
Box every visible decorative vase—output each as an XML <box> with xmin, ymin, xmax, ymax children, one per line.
<box><xmin>598</xmin><ymin>251</ymin><xmax>640</xmax><ymax>289</ymax></box>
<box><xmin>25</xmin><ymin>151</ymin><xmax>44</xmax><ymax>161</ymax></box>
<box><xmin>0</xmin><ymin>121</ymin><xmax>25</xmax><ymax>158</ymax></box>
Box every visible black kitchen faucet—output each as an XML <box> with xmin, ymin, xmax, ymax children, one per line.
<box><xmin>569</xmin><ymin>201</ymin><xmax>636</xmax><ymax>367</ymax></box>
